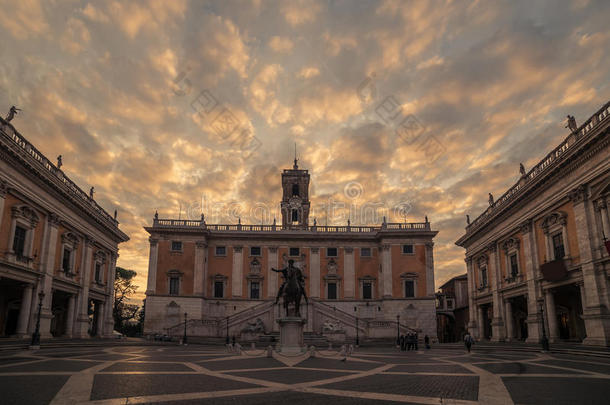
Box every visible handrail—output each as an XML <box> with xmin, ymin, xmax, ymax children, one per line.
<box><xmin>0</xmin><ymin>117</ymin><xmax>119</xmax><ymax>228</ymax></box>
<box><xmin>466</xmin><ymin>100</ymin><xmax>610</xmax><ymax>234</ymax></box>
<box><xmin>152</xmin><ymin>218</ymin><xmax>431</xmax><ymax>232</ymax></box>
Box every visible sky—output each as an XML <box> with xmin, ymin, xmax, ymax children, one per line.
<box><xmin>1</xmin><ymin>0</ymin><xmax>609</xmax><ymax>303</ymax></box>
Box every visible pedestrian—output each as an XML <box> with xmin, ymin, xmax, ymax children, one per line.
<box><xmin>406</xmin><ymin>332</ymin><xmax>413</xmax><ymax>351</ymax></box>
<box><xmin>400</xmin><ymin>334</ymin><xmax>405</xmax><ymax>351</ymax></box>
<box><xmin>424</xmin><ymin>335</ymin><xmax>430</xmax><ymax>350</ymax></box>
<box><xmin>414</xmin><ymin>332</ymin><xmax>419</xmax><ymax>351</ymax></box>
<box><xmin>464</xmin><ymin>331</ymin><xmax>474</xmax><ymax>353</ymax></box>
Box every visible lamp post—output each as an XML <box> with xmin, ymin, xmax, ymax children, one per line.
<box><xmin>225</xmin><ymin>316</ymin><xmax>229</xmax><ymax>344</ymax></box>
<box><xmin>538</xmin><ymin>299</ymin><xmax>549</xmax><ymax>352</ymax></box>
<box><xmin>30</xmin><ymin>291</ymin><xmax>45</xmax><ymax>348</ymax></box>
<box><xmin>355</xmin><ymin>315</ymin><xmax>359</xmax><ymax>346</ymax></box>
<box><xmin>396</xmin><ymin>314</ymin><xmax>400</xmax><ymax>346</ymax></box>
<box><xmin>183</xmin><ymin>312</ymin><xmax>188</xmax><ymax>345</ymax></box>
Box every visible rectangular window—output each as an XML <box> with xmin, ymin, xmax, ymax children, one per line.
<box><xmin>95</xmin><ymin>262</ymin><xmax>101</xmax><ymax>283</ymax></box>
<box><xmin>169</xmin><ymin>277</ymin><xmax>180</xmax><ymax>295</ymax></box>
<box><xmin>481</xmin><ymin>268</ymin><xmax>488</xmax><ymax>287</ymax></box>
<box><xmin>326</xmin><ymin>247</ymin><xmax>337</xmax><ymax>257</ymax></box>
<box><xmin>250</xmin><ymin>246</ymin><xmax>261</xmax><ymax>256</ymax></box>
<box><xmin>360</xmin><ymin>247</ymin><xmax>371</xmax><ymax>257</ymax></box>
<box><xmin>447</xmin><ymin>299</ymin><xmax>454</xmax><ymax>309</ymax></box>
<box><xmin>62</xmin><ymin>248</ymin><xmax>71</xmax><ymax>273</ymax></box>
<box><xmin>552</xmin><ymin>233</ymin><xmax>565</xmax><ymax>260</ymax></box>
<box><xmin>250</xmin><ymin>282</ymin><xmax>260</xmax><ymax>299</ymax></box>
<box><xmin>215</xmin><ymin>246</ymin><xmax>226</xmax><ymax>256</ymax></box>
<box><xmin>13</xmin><ymin>226</ymin><xmax>27</xmax><ymax>257</ymax></box>
<box><xmin>327</xmin><ymin>283</ymin><xmax>337</xmax><ymax>299</ymax></box>
<box><xmin>289</xmin><ymin>247</ymin><xmax>300</xmax><ymax>256</ymax></box>
<box><xmin>363</xmin><ymin>282</ymin><xmax>372</xmax><ymax>299</ymax></box>
<box><xmin>291</xmin><ymin>209</ymin><xmax>298</xmax><ymax>222</ymax></box>
<box><xmin>402</xmin><ymin>244</ymin><xmax>414</xmax><ymax>254</ymax></box>
<box><xmin>171</xmin><ymin>241</ymin><xmax>182</xmax><ymax>251</ymax></box>
<box><xmin>404</xmin><ymin>280</ymin><xmax>415</xmax><ymax>297</ymax></box>
<box><xmin>509</xmin><ymin>254</ymin><xmax>518</xmax><ymax>277</ymax></box>
<box><xmin>214</xmin><ymin>281</ymin><xmax>224</xmax><ymax>298</ymax></box>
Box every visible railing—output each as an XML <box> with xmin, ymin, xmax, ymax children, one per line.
<box><xmin>467</xmin><ymin>100</ymin><xmax>610</xmax><ymax>233</ymax></box>
<box><xmin>0</xmin><ymin>118</ymin><xmax>119</xmax><ymax>227</ymax></box>
<box><xmin>152</xmin><ymin>218</ymin><xmax>431</xmax><ymax>232</ymax></box>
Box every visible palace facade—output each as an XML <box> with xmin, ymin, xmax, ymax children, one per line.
<box><xmin>0</xmin><ymin>117</ymin><xmax>129</xmax><ymax>339</ymax></box>
<box><xmin>144</xmin><ymin>162</ymin><xmax>439</xmax><ymax>342</ymax></box>
<box><xmin>456</xmin><ymin>101</ymin><xmax>610</xmax><ymax>346</ymax></box>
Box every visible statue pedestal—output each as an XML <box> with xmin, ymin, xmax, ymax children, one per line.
<box><xmin>277</xmin><ymin>317</ymin><xmax>307</xmax><ymax>354</ymax></box>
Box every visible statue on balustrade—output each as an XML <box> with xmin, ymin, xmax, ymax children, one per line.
<box><xmin>488</xmin><ymin>193</ymin><xmax>494</xmax><ymax>206</ymax></box>
<box><xmin>5</xmin><ymin>106</ymin><xmax>21</xmax><ymax>122</ymax></box>
<box><xmin>565</xmin><ymin>115</ymin><xmax>578</xmax><ymax>132</ymax></box>
<box><xmin>272</xmin><ymin>259</ymin><xmax>308</xmax><ymax>317</ymax></box>
<box><xmin>519</xmin><ymin>163</ymin><xmax>526</xmax><ymax>176</ymax></box>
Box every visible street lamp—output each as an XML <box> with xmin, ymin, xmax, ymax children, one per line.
<box><xmin>538</xmin><ymin>299</ymin><xmax>549</xmax><ymax>351</ymax></box>
<box><xmin>396</xmin><ymin>314</ymin><xmax>400</xmax><ymax>346</ymax></box>
<box><xmin>30</xmin><ymin>291</ymin><xmax>45</xmax><ymax>348</ymax></box>
<box><xmin>225</xmin><ymin>316</ymin><xmax>229</xmax><ymax>344</ymax></box>
<box><xmin>183</xmin><ymin>312</ymin><xmax>188</xmax><ymax>345</ymax></box>
<box><xmin>355</xmin><ymin>315</ymin><xmax>359</xmax><ymax>346</ymax></box>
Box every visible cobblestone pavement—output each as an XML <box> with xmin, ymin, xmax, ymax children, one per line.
<box><xmin>1</xmin><ymin>345</ymin><xmax>610</xmax><ymax>404</ymax></box>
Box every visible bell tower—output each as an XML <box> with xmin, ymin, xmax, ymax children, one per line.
<box><xmin>281</xmin><ymin>152</ymin><xmax>310</xmax><ymax>228</ymax></box>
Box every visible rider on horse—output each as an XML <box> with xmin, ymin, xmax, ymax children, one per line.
<box><xmin>271</xmin><ymin>259</ymin><xmax>308</xmax><ymax>305</ymax></box>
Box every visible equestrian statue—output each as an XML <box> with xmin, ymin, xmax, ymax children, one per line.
<box><xmin>272</xmin><ymin>259</ymin><xmax>308</xmax><ymax>317</ymax></box>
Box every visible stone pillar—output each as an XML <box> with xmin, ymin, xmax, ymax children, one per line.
<box><xmin>194</xmin><ymin>241</ymin><xmax>207</xmax><ymax>296</ymax></box>
<box><xmin>75</xmin><ymin>239</ymin><xmax>93</xmax><ymax>338</ymax></box>
<box><xmin>309</xmin><ymin>248</ymin><xmax>320</xmax><ymax>298</ymax></box>
<box><xmin>545</xmin><ymin>289</ymin><xmax>559</xmax><ymax>342</ymax></box>
<box><xmin>343</xmin><ymin>247</ymin><xmax>355</xmax><ymax>298</ymax></box>
<box><xmin>578</xmin><ymin>282</ymin><xmax>587</xmax><ymax>310</ymax></box>
<box><xmin>15</xmin><ymin>284</ymin><xmax>33</xmax><ymax>337</ymax></box>
<box><xmin>65</xmin><ymin>294</ymin><xmax>76</xmax><ymax>337</ymax></box>
<box><xmin>232</xmin><ymin>246</ymin><xmax>243</xmax><ymax>297</ymax></box>
<box><xmin>477</xmin><ymin>305</ymin><xmax>484</xmax><ymax>340</ymax></box>
<box><xmin>570</xmin><ymin>186</ymin><xmax>610</xmax><ymax>346</ymax></box>
<box><xmin>146</xmin><ymin>237</ymin><xmax>159</xmax><ymax>295</ymax></box>
<box><xmin>596</xmin><ymin>199</ymin><xmax>610</xmax><ymax>251</ymax></box>
<box><xmin>267</xmin><ymin>247</ymin><xmax>279</xmax><ymax>298</ymax></box>
<box><xmin>425</xmin><ymin>242</ymin><xmax>435</xmax><ymax>296</ymax></box>
<box><xmin>381</xmin><ymin>244</ymin><xmax>392</xmax><ymax>297</ymax></box>
<box><xmin>466</xmin><ymin>257</ymin><xmax>478</xmax><ymax>336</ymax></box>
<box><xmin>520</xmin><ymin>221</ymin><xmax>541</xmax><ymax>343</ymax></box>
<box><xmin>505</xmin><ymin>299</ymin><xmax>514</xmax><ymax>341</ymax></box>
<box><xmin>103</xmin><ymin>253</ymin><xmax>117</xmax><ymax>337</ymax></box>
<box><xmin>0</xmin><ymin>180</ymin><xmax>7</xmax><ymax>231</ymax></box>
<box><xmin>39</xmin><ymin>213</ymin><xmax>60</xmax><ymax>338</ymax></box>
<box><xmin>488</xmin><ymin>243</ymin><xmax>505</xmax><ymax>341</ymax></box>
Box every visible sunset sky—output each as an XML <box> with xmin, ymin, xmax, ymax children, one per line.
<box><xmin>1</xmin><ymin>0</ymin><xmax>609</xmax><ymax>302</ymax></box>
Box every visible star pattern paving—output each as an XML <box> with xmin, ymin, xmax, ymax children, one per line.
<box><xmin>1</xmin><ymin>344</ymin><xmax>610</xmax><ymax>404</ymax></box>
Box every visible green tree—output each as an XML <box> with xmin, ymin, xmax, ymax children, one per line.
<box><xmin>113</xmin><ymin>267</ymin><xmax>140</xmax><ymax>334</ymax></box>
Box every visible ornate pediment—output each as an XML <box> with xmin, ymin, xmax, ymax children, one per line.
<box><xmin>11</xmin><ymin>204</ymin><xmax>40</xmax><ymax>227</ymax></box>
<box><xmin>502</xmin><ymin>237</ymin><xmax>520</xmax><ymax>252</ymax></box>
<box><xmin>61</xmin><ymin>231</ymin><xmax>80</xmax><ymax>246</ymax></box>
<box><xmin>400</xmin><ymin>272</ymin><xmax>418</xmax><ymax>280</ymax></box>
<box><xmin>541</xmin><ymin>211</ymin><xmax>567</xmax><ymax>232</ymax></box>
<box><xmin>249</xmin><ymin>258</ymin><xmax>261</xmax><ymax>273</ymax></box>
<box><xmin>327</xmin><ymin>258</ymin><xmax>338</xmax><ymax>274</ymax></box>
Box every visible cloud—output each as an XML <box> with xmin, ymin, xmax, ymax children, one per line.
<box><xmin>268</xmin><ymin>36</ymin><xmax>294</xmax><ymax>53</ymax></box>
<box><xmin>281</xmin><ymin>0</ymin><xmax>322</xmax><ymax>26</ymax></box>
<box><xmin>0</xmin><ymin>0</ymin><xmax>48</xmax><ymax>39</ymax></box>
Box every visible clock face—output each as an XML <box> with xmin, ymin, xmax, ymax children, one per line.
<box><xmin>288</xmin><ymin>196</ymin><xmax>302</xmax><ymax>208</ymax></box>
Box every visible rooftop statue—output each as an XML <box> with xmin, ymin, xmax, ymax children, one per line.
<box><xmin>565</xmin><ymin>115</ymin><xmax>578</xmax><ymax>132</ymax></box>
<box><xmin>5</xmin><ymin>106</ymin><xmax>21</xmax><ymax>122</ymax></box>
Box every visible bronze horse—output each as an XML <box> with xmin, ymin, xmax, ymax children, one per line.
<box><xmin>272</xmin><ymin>260</ymin><xmax>308</xmax><ymax>317</ymax></box>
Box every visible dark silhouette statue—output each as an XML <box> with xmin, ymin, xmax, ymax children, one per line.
<box><xmin>272</xmin><ymin>259</ymin><xmax>308</xmax><ymax>317</ymax></box>
<box><xmin>5</xmin><ymin>106</ymin><xmax>21</xmax><ymax>122</ymax></box>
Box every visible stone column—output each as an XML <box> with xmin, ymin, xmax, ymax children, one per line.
<box><xmin>598</xmin><ymin>200</ymin><xmax>610</xmax><ymax>240</ymax></box>
<box><xmin>231</xmin><ymin>246</ymin><xmax>243</xmax><ymax>297</ymax></box>
<box><xmin>194</xmin><ymin>241</ymin><xmax>207</xmax><ymax>296</ymax></box>
<box><xmin>65</xmin><ymin>294</ymin><xmax>76</xmax><ymax>337</ymax></box>
<box><xmin>505</xmin><ymin>299</ymin><xmax>514</xmax><ymax>341</ymax></box>
<box><xmin>570</xmin><ymin>186</ymin><xmax>610</xmax><ymax>346</ymax></box>
<box><xmin>39</xmin><ymin>213</ymin><xmax>60</xmax><ymax>338</ymax></box>
<box><xmin>520</xmin><ymin>221</ymin><xmax>541</xmax><ymax>342</ymax></box>
<box><xmin>578</xmin><ymin>282</ymin><xmax>587</xmax><ymax>310</ymax></box>
<box><xmin>15</xmin><ymin>284</ymin><xmax>33</xmax><ymax>337</ymax></box>
<box><xmin>309</xmin><ymin>247</ymin><xmax>320</xmax><ymax>298</ymax></box>
<box><xmin>343</xmin><ymin>247</ymin><xmax>355</xmax><ymax>298</ymax></box>
<box><xmin>146</xmin><ymin>237</ymin><xmax>159</xmax><ymax>295</ymax></box>
<box><xmin>466</xmin><ymin>257</ymin><xmax>478</xmax><ymax>335</ymax></box>
<box><xmin>75</xmin><ymin>239</ymin><xmax>93</xmax><ymax>338</ymax></box>
<box><xmin>477</xmin><ymin>305</ymin><xmax>485</xmax><ymax>340</ymax></box>
<box><xmin>96</xmin><ymin>302</ymin><xmax>104</xmax><ymax>337</ymax></box>
<box><xmin>425</xmin><ymin>242</ymin><xmax>435</xmax><ymax>296</ymax></box>
<box><xmin>545</xmin><ymin>289</ymin><xmax>559</xmax><ymax>342</ymax></box>
<box><xmin>488</xmin><ymin>243</ymin><xmax>505</xmax><ymax>341</ymax></box>
<box><xmin>268</xmin><ymin>247</ymin><xmax>279</xmax><ymax>298</ymax></box>
<box><xmin>0</xmin><ymin>180</ymin><xmax>7</xmax><ymax>231</ymax></box>
<box><xmin>103</xmin><ymin>253</ymin><xmax>117</xmax><ymax>337</ymax></box>
<box><xmin>381</xmin><ymin>244</ymin><xmax>393</xmax><ymax>297</ymax></box>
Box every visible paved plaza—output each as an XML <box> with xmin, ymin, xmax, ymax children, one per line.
<box><xmin>1</xmin><ymin>344</ymin><xmax>610</xmax><ymax>404</ymax></box>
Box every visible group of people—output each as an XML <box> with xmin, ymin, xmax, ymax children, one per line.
<box><xmin>399</xmin><ymin>332</ymin><xmax>419</xmax><ymax>351</ymax></box>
